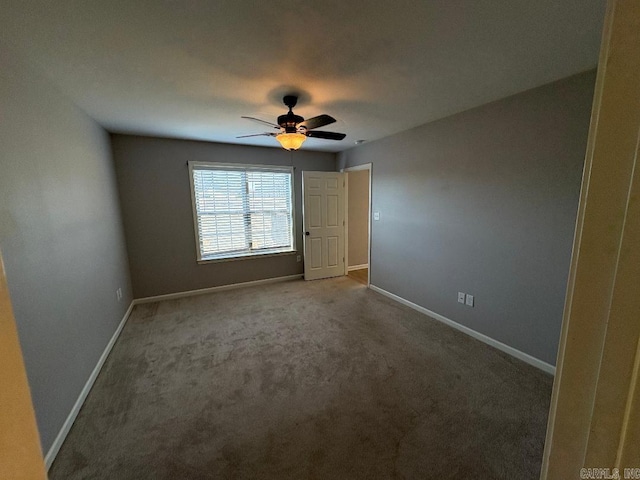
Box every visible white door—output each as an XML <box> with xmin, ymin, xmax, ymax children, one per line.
<box><xmin>302</xmin><ymin>171</ymin><xmax>345</xmax><ymax>280</ymax></box>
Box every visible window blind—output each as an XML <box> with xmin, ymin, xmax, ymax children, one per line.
<box><xmin>189</xmin><ymin>163</ymin><xmax>294</xmax><ymax>261</ymax></box>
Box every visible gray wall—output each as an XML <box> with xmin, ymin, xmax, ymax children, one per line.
<box><xmin>338</xmin><ymin>72</ymin><xmax>595</xmax><ymax>366</ymax></box>
<box><xmin>0</xmin><ymin>48</ymin><xmax>132</xmax><ymax>452</ymax></box>
<box><xmin>111</xmin><ymin>135</ymin><xmax>336</xmax><ymax>298</ymax></box>
<box><xmin>347</xmin><ymin>170</ymin><xmax>370</xmax><ymax>267</ymax></box>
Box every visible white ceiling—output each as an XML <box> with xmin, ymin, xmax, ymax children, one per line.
<box><xmin>0</xmin><ymin>1</ymin><xmax>606</xmax><ymax>152</ymax></box>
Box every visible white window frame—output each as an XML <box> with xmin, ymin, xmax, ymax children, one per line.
<box><xmin>188</xmin><ymin>161</ymin><xmax>296</xmax><ymax>263</ymax></box>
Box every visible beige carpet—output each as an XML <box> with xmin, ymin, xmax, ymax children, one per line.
<box><xmin>50</xmin><ymin>276</ymin><xmax>552</xmax><ymax>479</ymax></box>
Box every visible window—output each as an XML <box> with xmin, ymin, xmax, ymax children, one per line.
<box><xmin>188</xmin><ymin>162</ymin><xmax>295</xmax><ymax>262</ymax></box>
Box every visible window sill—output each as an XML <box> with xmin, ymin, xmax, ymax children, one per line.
<box><xmin>197</xmin><ymin>249</ymin><xmax>297</xmax><ymax>265</ymax></box>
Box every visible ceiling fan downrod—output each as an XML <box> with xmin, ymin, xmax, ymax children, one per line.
<box><xmin>278</xmin><ymin>95</ymin><xmax>303</xmax><ymax>133</ymax></box>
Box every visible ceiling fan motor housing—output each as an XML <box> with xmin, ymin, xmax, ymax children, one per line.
<box><xmin>278</xmin><ymin>95</ymin><xmax>304</xmax><ymax>133</ymax></box>
<box><xmin>278</xmin><ymin>114</ymin><xmax>304</xmax><ymax>133</ymax></box>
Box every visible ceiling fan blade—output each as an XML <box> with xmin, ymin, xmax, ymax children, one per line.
<box><xmin>298</xmin><ymin>114</ymin><xmax>336</xmax><ymax>130</ymax></box>
<box><xmin>236</xmin><ymin>133</ymin><xmax>276</xmax><ymax>138</ymax></box>
<box><xmin>306</xmin><ymin>131</ymin><xmax>346</xmax><ymax>141</ymax></box>
<box><xmin>241</xmin><ymin>116</ymin><xmax>280</xmax><ymax>129</ymax></box>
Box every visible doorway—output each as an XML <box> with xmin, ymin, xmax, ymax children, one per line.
<box><xmin>345</xmin><ymin>164</ymin><xmax>372</xmax><ymax>286</ymax></box>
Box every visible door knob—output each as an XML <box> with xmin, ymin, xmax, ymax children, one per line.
<box><xmin>305</xmin><ymin>232</ymin><xmax>310</xmax><ymax>236</ymax></box>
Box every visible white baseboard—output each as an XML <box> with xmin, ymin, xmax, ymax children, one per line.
<box><xmin>347</xmin><ymin>264</ymin><xmax>369</xmax><ymax>272</ymax></box>
<box><xmin>45</xmin><ymin>301</ymin><xmax>135</xmax><ymax>470</ymax></box>
<box><xmin>369</xmin><ymin>284</ymin><xmax>556</xmax><ymax>375</ymax></box>
<box><xmin>133</xmin><ymin>274</ymin><xmax>303</xmax><ymax>305</ymax></box>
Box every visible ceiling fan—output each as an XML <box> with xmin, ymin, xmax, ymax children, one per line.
<box><xmin>237</xmin><ymin>95</ymin><xmax>346</xmax><ymax>151</ymax></box>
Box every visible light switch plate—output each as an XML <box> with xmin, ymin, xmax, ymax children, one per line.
<box><xmin>466</xmin><ymin>294</ymin><xmax>474</xmax><ymax>307</ymax></box>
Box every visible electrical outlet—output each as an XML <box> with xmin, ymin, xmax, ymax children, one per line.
<box><xmin>466</xmin><ymin>294</ymin><xmax>474</xmax><ymax>307</ymax></box>
<box><xmin>457</xmin><ymin>292</ymin><xmax>465</xmax><ymax>304</ymax></box>
<box><xmin>373</xmin><ymin>211</ymin><xmax>380</xmax><ymax>221</ymax></box>
<box><xmin>296</xmin><ymin>255</ymin><xmax>301</xmax><ymax>262</ymax></box>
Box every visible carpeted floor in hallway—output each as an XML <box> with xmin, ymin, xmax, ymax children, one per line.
<box><xmin>49</xmin><ymin>276</ymin><xmax>553</xmax><ymax>479</ymax></box>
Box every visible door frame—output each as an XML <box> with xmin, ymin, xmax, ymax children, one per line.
<box><xmin>0</xmin><ymin>248</ymin><xmax>47</xmax><ymax>479</ymax></box>
<box><xmin>541</xmin><ymin>0</ymin><xmax>640</xmax><ymax>476</ymax></box>
<box><xmin>342</xmin><ymin>163</ymin><xmax>372</xmax><ymax>286</ymax></box>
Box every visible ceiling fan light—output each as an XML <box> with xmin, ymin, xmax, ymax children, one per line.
<box><xmin>276</xmin><ymin>132</ymin><xmax>306</xmax><ymax>151</ymax></box>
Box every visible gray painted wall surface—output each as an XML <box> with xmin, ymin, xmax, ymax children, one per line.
<box><xmin>347</xmin><ymin>170</ymin><xmax>370</xmax><ymax>267</ymax></box>
<box><xmin>338</xmin><ymin>72</ymin><xmax>595</xmax><ymax>365</ymax></box>
<box><xmin>0</xmin><ymin>49</ymin><xmax>132</xmax><ymax>452</ymax></box>
<box><xmin>111</xmin><ymin>135</ymin><xmax>336</xmax><ymax>298</ymax></box>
